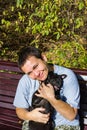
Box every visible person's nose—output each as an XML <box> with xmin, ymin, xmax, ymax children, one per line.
<box><xmin>33</xmin><ymin>69</ymin><xmax>39</xmax><ymax>77</ymax></box>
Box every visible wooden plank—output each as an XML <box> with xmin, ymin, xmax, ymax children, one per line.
<box><xmin>84</xmin><ymin>125</ymin><xmax>87</xmax><ymax>130</ymax></box>
<box><xmin>0</xmin><ymin>72</ymin><xmax>22</xmax><ymax>79</ymax></box>
<box><xmin>0</xmin><ymin>89</ymin><xmax>15</xmax><ymax>96</ymax></box>
<box><xmin>0</xmin><ymin>84</ymin><xmax>17</xmax><ymax>91</ymax></box>
<box><xmin>0</xmin><ymin>61</ymin><xmax>22</xmax><ymax>130</ymax></box>
<box><xmin>0</xmin><ymin>65</ymin><xmax>21</xmax><ymax>72</ymax></box>
<box><xmin>0</xmin><ymin>108</ymin><xmax>16</xmax><ymax>116</ymax></box>
<box><xmin>0</xmin><ymin>121</ymin><xmax>22</xmax><ymax>129</ymax></box>
<box><xmin>72</xmin><ymin>68</ymin><xmax>87</xmax><ymax>75</ymax></box>
<box><xmin>0</xmin><ymin>78</ymin><xmax>19</xmax><ymax>87</ymax></box>
<box><xmin>0</xmin><ymin>62</ymin><xmax>21</xmax><ymax>72</ymax></box>
<box><xmin>0</xmin><ymin>60</ymin><xmax>17</xmax><ymax>66</ymax></box>
<box><xmin>0</xmin><ymin>114</ymin><xmax>20</xmax><ymax>123</ymax></box>
<box><xmin>0</xmin><ymin>102</ymin><xmax>15</xmax><ymax>109</ymax></box>
<box><xmin>0</xmin><ymin>125</ymin><xmax>21</xmax><ymax>130</ymax></box>
<box><xmin>0</xmin><ymin>114</ymin><xmax>22</xmax><ymax>129</ymax></box>
<box><xmin>0</xmin><ymin>95</ymin><xmax>14</xmax><ymax>103</ymax></box>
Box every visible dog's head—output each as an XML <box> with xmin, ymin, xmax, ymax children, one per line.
<box><xmin>42</xmin><ymin>71</ymin><xmax>67</xmax><ymax>98</ymax></box>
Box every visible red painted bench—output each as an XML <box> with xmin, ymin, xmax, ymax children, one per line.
<box><xmin>0</xmin><ymin>60</ymin><xmax>22</xmax><ymax>130</ymax></box>
<box><xmin>0</xmin><ymin>60</ymin><xmax>87</xmax><ymax>130</ymax></box>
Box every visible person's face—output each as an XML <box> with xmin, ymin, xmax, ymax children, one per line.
<box><xmin>21</xmin><ymin>56</ymin><xmax>48</xmax><ymax>81</ymax></box>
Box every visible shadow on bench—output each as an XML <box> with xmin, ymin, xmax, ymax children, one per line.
<box><xmin>0</xmin><ymin>60</ymin><xmax>87</xmax><ymax>130</ymax></box>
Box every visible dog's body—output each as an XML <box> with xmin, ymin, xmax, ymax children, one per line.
<box><xmin>29</xmin><ymin>71</ymin><xmax>66</xmax><ymax>130</ymax></box>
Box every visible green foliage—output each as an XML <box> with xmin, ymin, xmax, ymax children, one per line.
<box><xmin>16</xmin><ymin>0</ymin><xmax>23</xmax><ymax>8</ymax></box>
<box><xmin>0</xmin><ymin>0</ymin><xmax>87</xmax><ymax>68</ymax></box>
<box><xmin>1</xmin><ymin>0</ymin><xmax>87</xmax><ymax>42</ymax></box>
<box><xmin>45</xmin><ymin>41</ymin><xmax>87</xmax><ymax>68</ymax></box>
<box><xmin>15</xmin><ymin>0</ymin><xmax>86</xmax><ymax>41</ymax></box>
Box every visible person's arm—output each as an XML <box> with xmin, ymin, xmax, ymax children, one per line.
<box><xmin>16</xmin><ymin>107</ymin><xmax>50</xmax><ymax>123</ymax></box>
<box><xmin>36</xmin><ymin>83</ymin><xmax>78</xmax><ymax>121</ymax></box>
<box><xmin>47</xmin><ymin>94</ymin><xmax>78</xmax><ymax>121</ymax></box>
<box><xmin>13</xmin><ymin>76</ymin><xmax>50</xmax><ymax>124</ymax></box>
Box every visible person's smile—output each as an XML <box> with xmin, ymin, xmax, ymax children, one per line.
<box><xmin>21</xmin><ymin>56</ymin><xmax>48</xmax><ymax>81</ymax></box>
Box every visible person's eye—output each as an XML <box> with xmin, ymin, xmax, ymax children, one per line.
<box><xmin>33</xmin><ymin>64</ymin><xmax>39</xmax><ymax>70</ymax></box>
<box><xmin>27</xmin><ymin>71</ymin><xmax>32</xmax><ymax>75</ymax></box>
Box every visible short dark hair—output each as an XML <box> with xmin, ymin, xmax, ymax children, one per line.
<box><xmin>18</xmin><ymin>46</ymin><xmax>42</xmax><ymax>68</ymax></box>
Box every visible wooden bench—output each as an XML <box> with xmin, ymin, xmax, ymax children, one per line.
<box><xmin>0</xmin><ymin>60</ymin><xmax>87</xmax><ymax>130</ymax></box>
<box><xmin>0</xmin><ymin>60</ymin><xmax>22</xmax><ymax>130</ymax></box>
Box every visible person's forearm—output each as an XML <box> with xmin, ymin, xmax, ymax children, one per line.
<box><xmin>16</xmin><ymin>107</ymin><xmax>50</xmax><ymax>123</ymax></box>
<box><xmin>16</xmin><ymin>108</ymin><xmax>32</xmax><ymax>120</ymax></box>
<box><xmin>36</xmin><ymin>84</ymin><xmax>78</xmax><ymax>121</ymax></box>
<box><xmin>49</xmin><ymin>98</ymin><xmax>77</xmax><ymax>121</ymax></box>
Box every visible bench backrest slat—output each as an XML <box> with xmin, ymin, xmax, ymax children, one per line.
<box><xmin>0</xmin><ymin>72</ymin><xmax>22</xmax><ymax>79</ymax></box>
<box><xmin>0</xmin><ymin>61</ymin><xmax>21</xmax><ymax>73</ymax></box>
<box><xmin>0</xmin><ymin>61</ymin><xmax>22</xmax><ymax>129</ymax></box>
<box><xmin>0</xmin><ymin>89</ymin><xmax>15</xmax><ymax>96</ymax></box>
<box><xmin>0</xmin><ymin>108</ymin><xmax>16</xmax><ymax>118</ymax></box>
<box><xmin>0</xmin><ymin>95</ymin><xmax>13</xmax><ymax>103</ymax></box>
<box><xmin>0</xmin><ymin>102</ymin><xmax>15</xmax><ymax>110</ymax></box>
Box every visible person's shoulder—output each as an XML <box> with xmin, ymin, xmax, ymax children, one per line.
<box><xmin>54</xmin><ymin>64</ymin><xmax>74</xmax><ymax>75</ymax></box>
<box><xmin>20</xmin><ymin>74</ymin><xmax>29</xmax><ymax>81</ymax></box>
<box><xmin>19</xmin><ymin>74</ymin><xmax>34</xmax><ymax>84</ymax></box>
<box><xmin>54</xmin><ymin>64</ymin><xmax>77</xmax><ymax>81</ymax></box>
<box><xmin>19</xmin><ymin>74</ymin><xmax>39</xmax><ymax>85</ymax></box>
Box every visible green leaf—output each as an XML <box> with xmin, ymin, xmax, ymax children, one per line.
<box><xmin>78</xmin><ymin>2</ymin><xmax>84</xmax><ymax>10</ymax></box>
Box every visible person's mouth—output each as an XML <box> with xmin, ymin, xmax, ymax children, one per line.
<box><xmin>39</xmin><ymin>71</ymin><xmax>45</xmax><ymax>80</ymax></box>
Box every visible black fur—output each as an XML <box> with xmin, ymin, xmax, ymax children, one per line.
<box><xmin>29</xmin><ymin>71</ymin><xmax>66</xmax><ymax>130</ymax></box>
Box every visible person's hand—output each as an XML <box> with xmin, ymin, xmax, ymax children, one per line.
<box><xmin>35</xmin><ymin>83</ymin><xmax>55</xmax><ymax>102</ymax></box>
<box><xmin>29</xmin><ymin>107</ymin><xmax>50</xmax><ymax>124</ymax></box>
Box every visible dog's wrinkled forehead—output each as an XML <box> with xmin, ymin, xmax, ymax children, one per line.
<box><xmin>43</xmin><ymin>71</ymin><xmax>66</xmax><ymax>89</ymax></box>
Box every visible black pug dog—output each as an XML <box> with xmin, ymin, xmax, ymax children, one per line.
<box><xmin>29</xmin><ymin>71</ymin><xmax>66</xmax><ymax>130</ymax></box>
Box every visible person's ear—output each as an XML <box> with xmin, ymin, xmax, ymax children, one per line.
<box><xmin>41</xmin><ymin>53</ymin><xmax>47</xmax><ymax>62</ymax></box>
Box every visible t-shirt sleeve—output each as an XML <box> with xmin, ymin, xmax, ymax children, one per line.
<box><xmin>62</xmin><ymin>69</ymin><xmax>80</xmax><ymax>108</ymax></box>
<box><xmin>13</xmin><ymin>75</ymin><xmax>31</xmax><ymax>108</ymax></box>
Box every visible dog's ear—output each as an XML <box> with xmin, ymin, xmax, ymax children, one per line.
<box><xmin>61</xmin><ymin>74</ymin><xmax>67</xmax><ymax>79</ymax></box>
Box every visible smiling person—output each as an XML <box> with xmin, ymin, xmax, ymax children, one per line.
<box><xmin>13</xmin><ymin>46</ymin><xmax>80</xmax><ymax>130</ymax></box>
